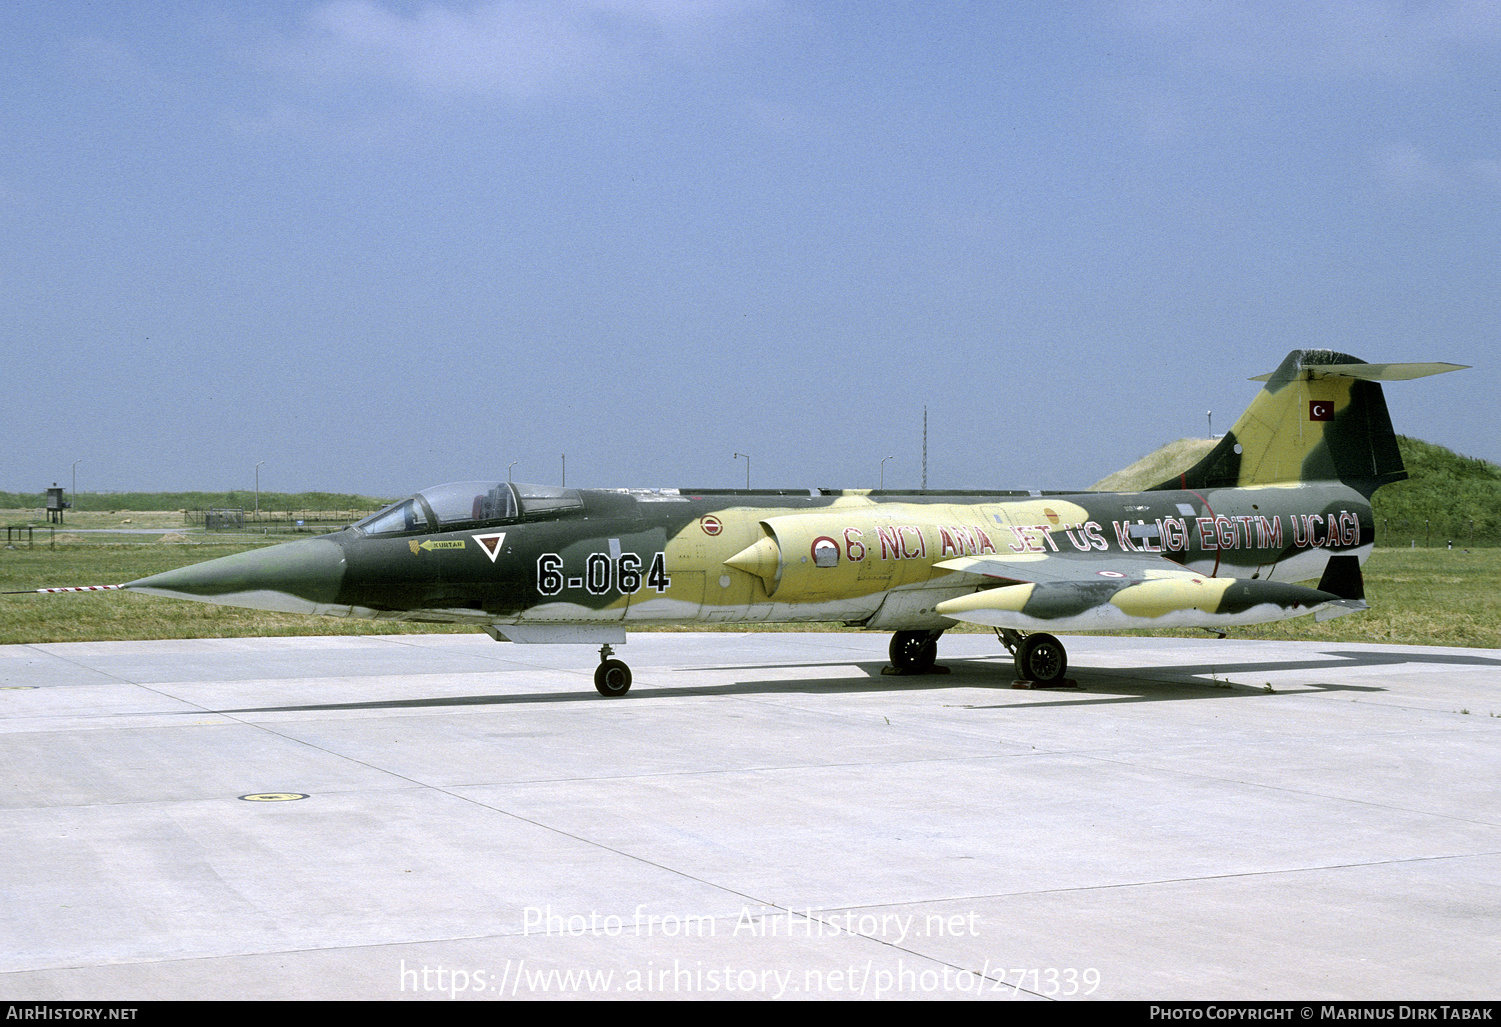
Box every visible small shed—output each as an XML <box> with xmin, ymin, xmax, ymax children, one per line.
<box><xmin>45</xmin><ymin>485</ymin><xmax>69</xmax><ymax>524</ymax></box>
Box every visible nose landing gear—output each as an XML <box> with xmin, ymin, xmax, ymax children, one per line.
<box><xmin>594</xmin><ymin>643</ymin><xmax>632</xmax><ymax>697</ymax></box>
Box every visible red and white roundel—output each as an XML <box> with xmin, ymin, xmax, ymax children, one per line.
<box><xmin>700</xmin><ymin>516</ymin><xmax>723</xmax><ymax>536</ymax></box>
<box><xmin>1097</xmin><ymin>570</ymin><xmax>1127</xmax><ymax>578</ymax></box>
<box><xmin>811</xmin><ymin>536</ymin><xmax>839</xmax><ymax>567</ymax></box>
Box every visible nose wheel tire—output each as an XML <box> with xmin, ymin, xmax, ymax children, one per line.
<box><xmin>593</xmin><ymin>643</ymin><xmax>631</xmax><ymax>697</ymax></box>
<box><xmin>1014</xmin><ymin>632</ymin><xmax>1067</xmax><ymax>684</ymax></box>
<box><xmin>594</xmin><ymin>658</ymin><xmax>632</xmax><ymax>697</ymax></box>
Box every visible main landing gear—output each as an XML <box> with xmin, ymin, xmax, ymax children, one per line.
<box><xmin>594</xmin><ymin>643</ymin><xmax>632</xmax><ymax>697</ymax></box>
<box><xmin>889</xmin><ymin>628</ymin><xmax>1071</xmax><ymax>686</ymax></box>
<box><xmin>999</xmin><ymin>628</ymin><xmax>1070</xmax><ymax>686</ymax></box>
<box><xmin>888</xmin><ymin>629</ymin><xmax>944</xmax><ymax>673</ymax></box>
<box><xmin>590</xmin><ymin>630</ymin><xmax>1070</xmax><ymax>696</ymax></box>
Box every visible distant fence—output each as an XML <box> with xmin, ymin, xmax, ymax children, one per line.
<box><xmin>1378</xmin><ymin>519</ymin><xmax>1500</xmax><ymax>549</ymax></box>
<box><xmin>2</xmin><ymin>530</ymin><xmax>285</xmax><ymax>548</ymax></box>
<box><xmin>185</xmin><ymin>508</ymin><xmax>376</xmax><ymax>530</ymax></box>
<box><xmin>202</xmin><ymin>508</ymin><xmax>243</xmax><ymax>530</ymax></box>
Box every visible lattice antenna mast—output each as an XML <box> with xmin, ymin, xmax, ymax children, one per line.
<box><xmin>921</xmin><ymin>406</ymin><xmax>928</xmax><ymax>489</ymax></box>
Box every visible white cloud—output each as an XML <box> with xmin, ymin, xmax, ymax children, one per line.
<box><xmin>277</xmin><ymin>0</ymin><xmax>770</xmax><ymax>100</ymax></box>
<box><xmin>1370</xmin><ymin>142</ymin><xmax>1501</xmax><ymax>197</ymax></box>
<box><xmin>1470</xmin><ymin>159</ymin><xmax>1501</xmax><ymax>191</ymax></box>
<box><xmin>62</xmin><ymin>35</ymin><xmax>157</xmax><ymax>86</ymax></box>
<box><xmin>1123</xmin><ymin>0</ymin><xmax>1501</xmax><ymax>78</ymax></box>
<box><xmin>1372</xmin><ymin>141</ymin><xmax>1454</xmax><ymax>192</ymax></box>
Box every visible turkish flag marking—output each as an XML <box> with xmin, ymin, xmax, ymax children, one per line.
<box><xmin>1309</xmin><ymin>401</ymin><xmax>1333</xmax><ymax>421</ymax></box>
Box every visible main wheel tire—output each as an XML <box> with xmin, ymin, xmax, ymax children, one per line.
<box><xmin>889</xmin><ymin>630</ymin><xmax>939</xmax><ymax>672</ymax></box>
<box><xmin>594</xmin><ymin>658</ymin><xmax>632</xmax><ymax>697</ymax></box>
<box><xmin>1014</xmin><ymin>633</ymin><xmax>1067</xmax><ymax>684</ymax></box>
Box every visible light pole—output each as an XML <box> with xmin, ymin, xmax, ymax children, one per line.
<box><xmin>880</xmin><ymin>455</ymin><xmax>893</xmax><ymax>489</ymax></box>
<box><xmin>255</xmin><ymin>461</ymin><xmax>265</xmax><ymax>522</ymax></box>
<box><xmin>508</xmin><ymin>461</ymin><xmax>519</xmax><ymax>483</ymax></box>
<box><xmin>71</xmin><ymin>459</ymin><xmax>81</xmax><ymax>513</ymax></box>
<box><xmin>733</xmin><ymin>452</ymin><xmax>750</xmax><ymax>490</ymax></box>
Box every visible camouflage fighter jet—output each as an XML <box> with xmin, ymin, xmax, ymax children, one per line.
<box><xmin>115</xmin><ymin>350</ymin><xmax>1464</xmax><ymax>695</ymax></box>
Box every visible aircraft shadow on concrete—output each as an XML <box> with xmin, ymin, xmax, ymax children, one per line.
<box><xmin>224</xmin><ymin>661</ymin><xmax>988</xmax><ymax>712</ymax></box>
<box><xmin>217</xmin><ymin>646</ymin><xmax>1500</xmax><ymax>714</ymax></box>
<box><xmin>947</xmin><ymin>647</ymin><xmax>1501</xmax><ymax>710</ymax></box>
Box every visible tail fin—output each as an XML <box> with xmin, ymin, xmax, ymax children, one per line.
<box><xmin>1150</xmin><ymin>350</ymin><xmax>1466</xmax><ymax>497</ymax></box>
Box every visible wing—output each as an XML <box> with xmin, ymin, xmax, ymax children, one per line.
<box><xmin>931</xmin><ymin>552</ymin><xmax>1361</xmax><ymax>631</ymax></box>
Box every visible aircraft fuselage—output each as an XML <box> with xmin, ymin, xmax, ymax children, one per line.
<box><xmin>115</xmin><ymin>350</ymin><xmax>1464</xmax><ymax>695</ymax></box>
<box><xmin>162</xmin><ymin>481</ymin><xmax>1367</xmax><ymax>634</ymax></box>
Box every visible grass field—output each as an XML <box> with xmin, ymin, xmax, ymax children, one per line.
<box><xmin>2</xmin><ymin>539</ymin><xmax>1497</xmax><ymax>649</ymax></box>
<box><xmin>0</xmin><ymin>507</ymin><xmax>362</xmax><ymax>537</ymax></box>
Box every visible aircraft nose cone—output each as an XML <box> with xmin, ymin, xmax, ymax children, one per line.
<box><xmin>125</xmin><ymin>537</ymin><xmax>347</xmax><ymax>615</ymax></box>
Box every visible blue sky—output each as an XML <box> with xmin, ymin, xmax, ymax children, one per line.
<box><xmin>3</xmin><ymin>1</ymin><xmax>1497</xmax><ymax>498</ymax></box>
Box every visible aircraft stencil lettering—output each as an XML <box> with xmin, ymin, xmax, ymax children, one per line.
<box><xmin>409</xmin><ymin>539</ymin><xmax>466</xmax><ymax>554</ymax></box>
<box><xmin>38</xmin><ymin>351</ymin><xmax>1466</xmax><ymax>696</ymax></box>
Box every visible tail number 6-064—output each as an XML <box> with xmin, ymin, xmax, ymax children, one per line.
<box><xmin>537</xmin><ymin>552</ymin><xmax>671</xmax><ymax>597</ymax></box>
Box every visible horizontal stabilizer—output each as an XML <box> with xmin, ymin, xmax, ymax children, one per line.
<box><xmin>1154</xmin><ymin>350</ymin><xmax>1468</xmax><ymax>496</ymax></box>
<box><xmin>1249</xmin><ymin>361</ymin><xmax>1468</xmax><ymax>382</ymax></box>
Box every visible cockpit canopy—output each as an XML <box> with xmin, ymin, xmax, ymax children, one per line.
<box><xmin>355</xmin><ymin>481</ymin><xmax>583</xmax><ymax>536</ymax></box>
